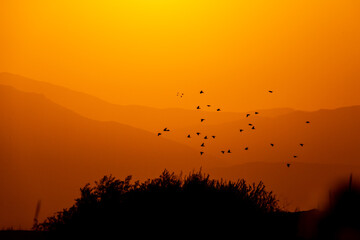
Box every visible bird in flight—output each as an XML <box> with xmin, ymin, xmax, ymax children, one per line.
<box><xmin>221</xmin><ymin>151</ymin><xmax>225</xmax><ymax>154</ymax></box>
<box><xmin>157</xmin><ymin>133</ymin><xmax>161</xmax><ymax>136</ymax></box>
<box><xmin>201</xmin><ymin>143</ymin><xmax>205</xmax><ymax>147</ymax></box>
<box><xmin>252</xmin><ymin>126</ymin><xmax>255</xmax><ymax>130</ymax></box>
<box><xmin>246</xmin><ymin>114</ymin><xmax>250</xmax><ymax>117</ymax></box>
<box><xmin>270</xmin><ymin>143</ymin><xmax>274</xmax><ymax>147</ymax></box>
<box><xmin>255</xmin><ymin>112</ymin><xmax>259</xmax><ymax>115</ymax></box>
<box><xmin>227</xmin><ymin>149</ymin><xmax>231</xmax><ymax>153</ymax></box>
<box><xmin>207</xmin><ymin>105</ymin><xmax>211</xmax><ymax>107</ymax></box>
<box><xmin>197</xmin><ymin>106</ymin><xmax>201</xmax><ymax>110</ymax></box>
<box><xmin>287</xmin><ymin>163</ymin><xmax>291</xmax><ymax>168</ymax></box>
<box><xmin>187</xmin><ymin>134</ymin><xmax>191</xmax><ymax>138</ymax></box>
<box><xmin>204</xmin><ymin>136</ymin><xmax>208</xmax><ymax>139</ymax></box>
<box><xmin>300</xmin><ymin>143</ymin><xmax>304</xmax><ymax>147</ymax></box>
<box><xmin>201</xmin><ymin>119</ymin><xmax>205</xmax><ymax>122</ymax></box>
<box><xmin>200</xmin><ymin>90</ymin><xmax>204</xmax><ymax>94</ymax></box>
<box><xmin>269</xmin><ymin>90</ymin><xmax>273</xmax><ymax>93</ymax></box>
<box><xmin>306</xmin><ymin>121</ymin><xmax>310</xmax><ymax>124</ymax></box>
<box><xmin>196</xmin><ymin>132</ymin><xmax>201</xmax><ymax>136</ymax></box>
<box><xmin>293</xmin><ymin>155</ymin><xmax>298</xmax><ymax>158</ymax></box>
<box><xmin>245</xmin><ymin>147</ymin><xmax>248</xmax><ymax>150</ymax></box>
<box><xmin>212</xmin><ymin>136</ymin><xmax>216</xmax><ymax>139</ymax></box>
<box><xmin>200</xmin><ymin>152</ymin><xmax>204</xmax><ymax>155</ymax></box>
<box><xmin>177</xmin><ymin>92</ymin><xmax>184</xmax><ymax>97</ymax></box>
<box><xmin>248</xmin><ymin>123</ymin><xmax>253</xmax><ymax>126</ymax></box>
<box><xmin>239</xmin><ymin>129</ymin><xmax>244</xmax><ymax>132</ymax></box>
<box><xmin>217</xmin><ymin>108</ymin><xmax>221</xmax><ymax>111</ymax></box>
<box><xmin>163</xmin><ymin>128</ymin><xmax>170</xmax><ymax>131</ymax></box>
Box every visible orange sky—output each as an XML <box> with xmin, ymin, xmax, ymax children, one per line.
<box><xmin>1</xmin><ymin>0</ymin><xmax>360</xmax><ymax>112</ymax></box>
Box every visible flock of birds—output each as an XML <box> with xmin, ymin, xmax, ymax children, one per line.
<box><xmin>158</xmin><ymin>90</ymin><xmax>310</xmax><ymax>168</ymax></box>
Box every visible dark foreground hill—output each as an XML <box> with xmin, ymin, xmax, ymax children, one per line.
<box><xmin>34</xmin><ymin>170</ymin><xmax>298</xmax><ymax>239</ymax></box>
<box><xmin>0</xmin><ymin>231</ymin><xmax>47</xmax><ymax>240</ymax></box>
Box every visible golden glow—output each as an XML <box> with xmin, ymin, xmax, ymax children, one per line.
<box><xmin>1</xmin><ymin>0</ymin><xmax>360</xmax><ymax>111</ymax></box>
<box><xmin>2</xmin><ymin>1</ymin><xmax>360</xmax><ymax>229</ymax></box>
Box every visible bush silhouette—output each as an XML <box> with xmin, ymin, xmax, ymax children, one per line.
<box><xmin>35</xmin><ymin>169</ymin><xmax>298</xmax><ymax>239</ymax></box>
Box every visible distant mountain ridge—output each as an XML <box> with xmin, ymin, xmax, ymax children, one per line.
<box><xmin>0</xmin><ymin>72</ymin><xmax>294</xmax><ymax>132</ymax></box>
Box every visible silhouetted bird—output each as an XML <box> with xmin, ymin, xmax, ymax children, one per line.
<box><xmin>240</xmin><ymin>129</ymin><xmax>244</xmax><ymax>132</ymax></box>
<box><xmin>201</xmin><ymin>119</ymin><xmax>205</xmax><ymax>122</ymax></box>
<box><xmin>197</xmin><ymin>106</ymin><xmax>201</xmax><ymax>109</ymax></box>
<box><xmin>163</xmin><ymin>128</ymin><xmax>170</xmax><ymax>131</ymax></box>
<box><xmin>200</xmin><ymin>152</ymin><xmax>204</xmax><ymax>155</ymax></box>
<box><xmin>207</xmin><ymin>105</ymin><xmax>211</xmax><ymax>107</ymax></box>
<box><xmin>217</xmin><ymin>109</ymin><xmax>221</xmax><ymax>111</ymax></box>
<box><xmin>293</xmin><ymin>156</ymin><xmax>297</xmax><ymax>158</ymax></box>
<box><xmin>270</xmin><ymin>143</ymin><xmax>274</xmax><ymax>147</ymax></box>
<box><xmin>204</xmin><ymin>136</ymin><xmax>208</xmax><ymax>139</ymax></box>
<box><xmin>227</xmin><ymin>149</ymin><xmax>231</xmax><ymax>153</ymax></box>
<box><xmin>157</xmin><ymin>133</ymin><xmax>161</xmax><ymax>136</ymax></box>
<box><xmin>255</xmin><ymin>112</ymin><xmax>259</xmax><ymax>115</ymax></box>
<box><xmin>196</xmin><ymin>132</ymin><xmax>201</xmax><ymax>135</ymax></box>
<box><xmin>300</xmin><ymin>143</ymin><xmax>304</xmax><ymax>147</ymax></box>
<box><xmin>201</xmin><ymin>143</ymin><xmax>205</xmax><ymax>147</ymax></box>
<box><xmin>252</xmin><ymin>126</ymin><xmax>255</xmax><ymax>130</ymax></box>
<box><xmin>221</xmin><ymin>151</ymin><xmax>225</xmax><ymax>154</ymax></box>
<box><xmin>248</xmin><ymin>123</ymin><xmax>253</xmax><ymax>126</ymax></box>
<box><xmin>212</xmin><ymin>136</ymin><xmax>216</xmax><ymax>139</ymax></box>
<box><xmin>287</xmin><ymin>163</ymin><xmax>291</xmax><ymax>168</ymax></box>
<box><xmin>245</xmin><ymin>147</ymin><xmax>248</xmax><ymax>150</ymax></box>
<box><xmin>306</xmin><ymin>121</ymin><xmax>310</xmax><ymax>124</ymax></box>
<box><xmin>246</xmin><ymin>114</ymin><xmax>250</xmax><ymax>117</ymax></box>
<box><xmin>269</xmin><ymin>90</ymin><xmax>273</xmax><ymax>93</ymax></box>
<box><xmin>187</xmin><ymin>134</ymin><xmax>191</xmax><ymax>138</ymax></box>
<box><xmin>200</xmin><ymin>90</ymin><xmax>204</xmax><ymax>94</ymax></box>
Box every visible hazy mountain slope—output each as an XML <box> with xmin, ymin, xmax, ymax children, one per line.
<box><xmin>0</xmin><ymin>72</ymin><xmax>294</xmax><ymax>132</ymax></box>
<box><xmin>3</xmin><ymin>73</ymin><xmax>360</xmax><ymax>229</ymax></box>
<box><xmin>0</xmin><ymin>85</ymin><xmax>220</xmax><ymax>229</ymax></box>
<box><xmin>209</xmin><ymin>162</ymin><xmax>360</xmax><ymax>211</ymax></box>
<box><xmin>164</xmin><ymin>105</ymin><xmax>360</xmax><ymax>166</ymax></box>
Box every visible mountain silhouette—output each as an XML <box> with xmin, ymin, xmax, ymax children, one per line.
<box><xmin>2</xmin><ymin>73</ymin><xmax>360</xmax><ymax>231</ymax></box>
